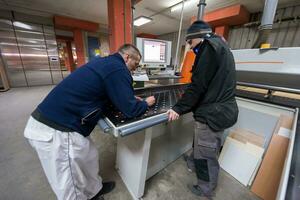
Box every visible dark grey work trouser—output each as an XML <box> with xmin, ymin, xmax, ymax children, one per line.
<box><xmin>186</xmin><ymin>121</ymin><xmax>223</xmax><ymax>195</ymax></box>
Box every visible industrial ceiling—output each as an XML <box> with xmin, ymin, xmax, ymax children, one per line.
<box><xmin>0</xmin><ymin>0</ymin><xmax>299</xmax><ymax>35</ymax></box>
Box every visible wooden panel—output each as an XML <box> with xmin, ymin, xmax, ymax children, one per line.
<box><xmin>229</xmin><ymin>128</ymin><xmax>265</xmax><ymax>148</ymax></box>
<box><xmin>251</xmin><ymin>115</ymin><xmax>294</xmax><ymax>200</ymax></box>
<box><xmin>236</xmin><ymin>86</ymin><xmax>300</xmax><ymax>100</ymax></box>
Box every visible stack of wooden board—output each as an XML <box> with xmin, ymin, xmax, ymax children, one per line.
<box><xmin>251</xmin><ymin>115</ymin><xmax>294</xmax><ymax>200</ymax></box>
<box><xmin>219</xmin><ymin>114</ymin><xmax>294</xmax><ymax>200</ymax></box>
<box><xmin>219</xmin><ymin>129</ymin><xmax>265</xmax><ymax>186</ymax></box>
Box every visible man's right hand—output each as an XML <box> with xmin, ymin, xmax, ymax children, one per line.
<box><xmin>167</xmin><ymin>109</ymin><xmax>179</xmax><ymax>121</ymax></box>
<box><xmin>145</xmin><ymin>96</ymin><xmax>155</xmax><ymax>107</ymax></box>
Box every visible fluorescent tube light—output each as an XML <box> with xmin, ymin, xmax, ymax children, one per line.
<box><xmin>134</xmin><ymin>16</ymin><xmax>152</xmax><ymax>27</ymax></box>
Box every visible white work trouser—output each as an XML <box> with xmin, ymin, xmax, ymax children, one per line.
<box><xmin>24</xmin><ymin>117</ymin><xmax>102</xmax><ymax>200</ymax></box>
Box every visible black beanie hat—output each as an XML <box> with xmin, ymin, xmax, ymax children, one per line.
<box><xmin>185</xmin><ymin>20</ymin><xmax>212</xmax><ymax>40</ymax></box>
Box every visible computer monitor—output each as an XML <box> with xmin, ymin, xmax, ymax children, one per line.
<box><xmin>136</xmin><ymin>37</ymin><xmax>172</xmax><ymax>67</ymax></box>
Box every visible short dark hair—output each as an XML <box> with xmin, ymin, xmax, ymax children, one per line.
<box><xmin>118</xmin><ymin>44</ymin><xmax>141</xmax><ymax>59</ymax></box>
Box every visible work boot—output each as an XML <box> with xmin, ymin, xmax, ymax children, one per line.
<box><xmin>91</xmin><ymin>196</ymin><xmax>104</xmax><ymax>200</ymax></box>
<box><xmin>187</xmin><ymin>184</ymin><xmax>214</xmax><ymax>199</ymax></box>
<box><xmin>90</xmin><ymin>181</ymin><xmax>115</xmax><ymax>200</ymax></box>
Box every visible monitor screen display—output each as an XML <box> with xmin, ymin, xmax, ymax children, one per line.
<box><xmin>143</xmin><ymin>40</ymin><xmax>167</xmax><ymax>63</ymax></box>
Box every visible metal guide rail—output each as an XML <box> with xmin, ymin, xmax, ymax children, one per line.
<box><xmin>98</xmin><ymin>84</ymin><xmax>188</xmax><ymax>137</ymax></box>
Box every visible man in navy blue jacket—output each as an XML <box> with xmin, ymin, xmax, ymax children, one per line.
<box><xmin>24</xmin><ymin>44</ymin><xmax>155</xmax><ymax>200</ymax></box>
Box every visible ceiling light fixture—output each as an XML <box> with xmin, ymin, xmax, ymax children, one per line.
<box><xmin>133</xmin><ymin>16</ymin><xmax>153</xmax><ymax>27</ymax></box>
<box><xmin>13</xmin><ymin>22</ymin><xmax>32</xmax><ymax>30</ymax></box>
<box><xmin>170</xmin><ymin>0</ymin><xmax>196</xmax><ymax>12</ymax></box>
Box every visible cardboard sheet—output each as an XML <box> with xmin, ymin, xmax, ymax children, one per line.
<box><xmin>251</xmin><ymin>115</ymin><xmax>294</xmax><ymax>200</ymax></box>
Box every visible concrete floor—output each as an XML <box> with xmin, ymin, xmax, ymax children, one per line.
<box><xmin>0</xmin><ymin>86</ymin><xmax>261</xmax><ymax>200</ymax></box>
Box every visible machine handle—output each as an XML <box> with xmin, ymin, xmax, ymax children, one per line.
<box><xmin>97</xmin><ymin>118</ymin><xmax>112</xmax><ymax>133</ymax></box>
<box><xmin>118</xmin><ymin>113</ymin><xmax>168</xmax><ymax>137</ymax></box>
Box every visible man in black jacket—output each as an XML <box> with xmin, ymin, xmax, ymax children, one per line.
<box><xmin>167</xmin><ymin>20</ymin><xmax>238</xmax><ymax>197</ymax></box>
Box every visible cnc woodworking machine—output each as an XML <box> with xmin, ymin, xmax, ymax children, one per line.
<box><xmin>98</xmin><ymin>47</ymin><xmax>300</xmax><ymax>200</ymax></box>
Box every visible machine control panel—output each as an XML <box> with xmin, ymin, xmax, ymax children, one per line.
<box><xmin>103</xmin><ymin>85</ymin><xmax>187</xmax><ymax>127</ymax></box>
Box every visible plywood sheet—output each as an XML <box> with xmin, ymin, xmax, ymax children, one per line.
<box><xmin>236</xmin><ymin>86</ymin><xmax>300</xmax><ymax>100</ymax></box>
<box><xmin>229</xmin><ymin>128</ymin><xmax>265</xmax><ymax>147</ymax></box>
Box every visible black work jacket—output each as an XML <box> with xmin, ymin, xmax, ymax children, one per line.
<box><xmin>172</xmin><ymin>35</ymin><xmax>238</xmax><ymax>131</ymax></box>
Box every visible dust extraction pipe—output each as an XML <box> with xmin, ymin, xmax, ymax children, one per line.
<box><xmin>252</xmin><ymin>0</ymin><xmax>279</xmax><ymax>48</ymax></box>
<box><xmin>197</xmin><ymin>0</ymin><xmax>206</xmax><ymax>20</ymax></box>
